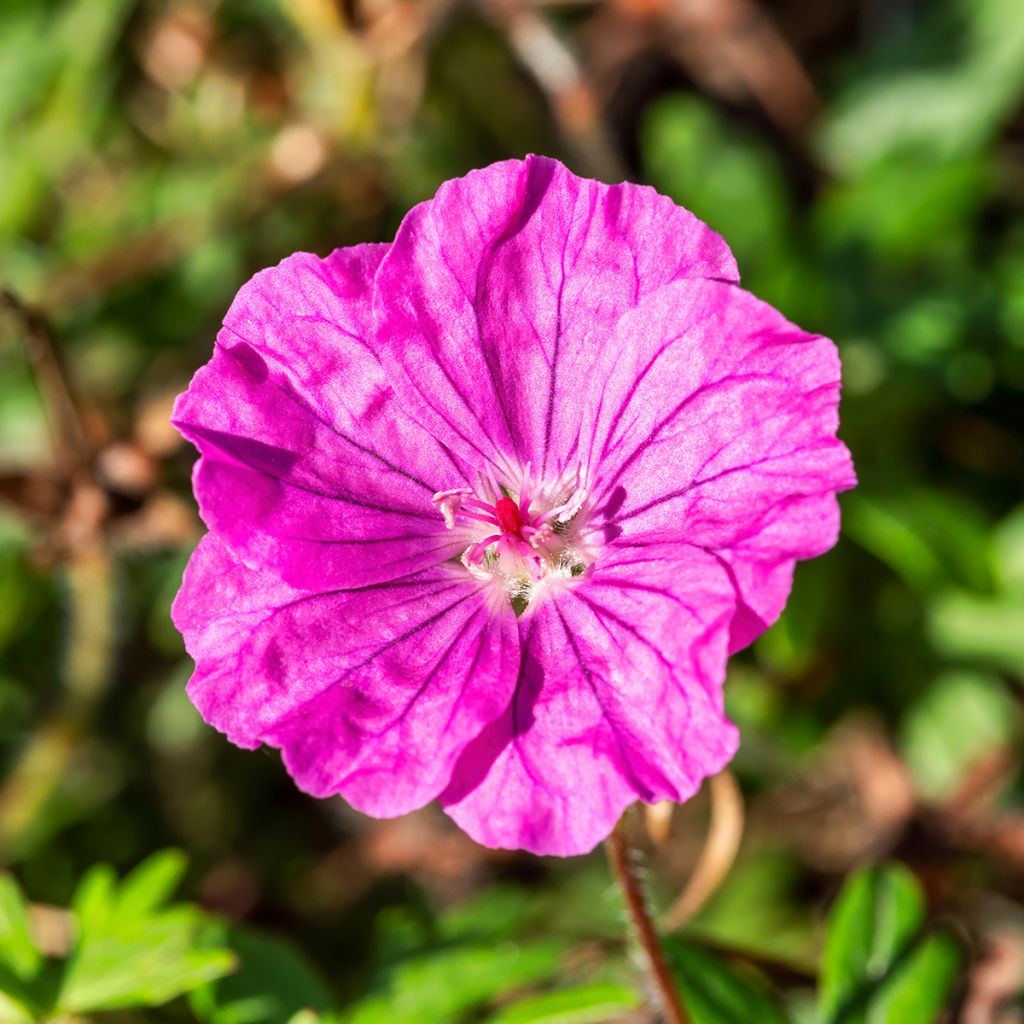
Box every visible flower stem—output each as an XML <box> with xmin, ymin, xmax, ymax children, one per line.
<box><xmin>606</xmin><ymin>816</ymin><xmax>689</xmax><ymax>1024</ymax></box>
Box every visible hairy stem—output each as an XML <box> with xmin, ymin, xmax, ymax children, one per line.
<box><xmin>606</xmin><ymin>816</ymin><xmax>689</xmax><ymax>1024</ymax></box>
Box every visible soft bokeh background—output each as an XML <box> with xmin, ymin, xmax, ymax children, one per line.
<box><xmin>1</xmin><ymin>0</ymin><xmax>1023</xmax><ymax>1020</ymax></box>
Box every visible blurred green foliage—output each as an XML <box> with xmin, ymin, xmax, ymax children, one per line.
<box><xmin>1</xmin><ymin>0</ymin><xmax>1023</xmax><ymax>1019</ymax></box>
<box><xmin>818</xmin><ymin>864</ymin><xmax>960</xmax><ymax>1024</ymax></box>
<box><xmin>0</xmin><ymin>852</ymin><xmax>235</xmax><ymax>1021</ymax></box>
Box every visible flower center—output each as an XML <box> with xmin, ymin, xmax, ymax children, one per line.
<box><xmin>432</xmin><ymin>463</ymin><xmax>594</xmax><ymax>612</ymax></box>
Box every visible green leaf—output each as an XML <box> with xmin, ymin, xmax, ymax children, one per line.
<box><xmin>486</xmin><ymin>982</ymin><xmax>640</xmax><ymax>1024</ymax></box>
<box><xmin>843</xmin><ymin>491</ymin><xmax>994</xmax><ymax>594</ymax></box>
<box><xmin>57</xmin><ymin>910</ymin><xmax>237</xmax><ymax>1013</ymax></box>
<box><xmin>286</xmin><ymin>1013</ymin><xmax>344</xmax><ymax>1024</ymax></box>
<box><xmin>901</xmin><ymin>671</ymin><xmax>1018</xmax><ymax>798</ymax></box>
<box><xmin>994</xmin><ymin>505</ymin><xmax>1024</xmax><ymax>595</ymax></box>
<box><xmin>0</xmin><ymin>874</ymin><xmax>39</xmax><ymax>980</ymax></box>
<box><xmin>819</xmin><ymin>864</ymin><xmax>961</xmax><ymax>1024</ymax></box>
<box><xmin>116</xmin><ymin>849</ymin><xmax>189</xmax><ymax>917</ymax></box>
<box><xmin>68</xmin><ymin>863</ymin><xmax>118</xmax><ymax>938</ymax></box>
<box><xmin>929</xmin><ymin>591</ymin><xmax>1024</xmax><ymax>675</ymax></box>
<box><xmin>344</xmin><ymin>940</ymin><xmax>564</xmax><ymax>1024</ymax></box>
<box><xmin>56</xmin><ymin>857</ymin><xmax>236</xmax><ymax>1014</ymax></box>
<box><xmin>683</xmin><ymin>852</ymin><xmax>816</xmax><ymax>969</ymax></box>
<box><xmin>0</xmin><ymin>959</ymin><xmax>41</xmax><ymax>1024</ymax></box>
<box><xmin>817</xmin><ymin>154</ymin><xmax>991</xmax><ymax>263</ymax></box>
<box><xmin>665</xmin><ymin>939</ymin><xmax>787</xmax><ymax>1024</ymax></box>
<box><xmin>820</xmin><ymin>866</ymin><xmax>921</xmax><ymax>1021</ymax></box>
<box><xmin>190</xmin><ymin>923</ymin><xmax>333</xmax><ymax>1024</ymax></box>
<box><xmin>865</xmin><ymin>932</ymin><xmax>961</xmax><ymax>1024</ymax></box>
<box><xmin>438</xmin><ymin>887</ymin><xmax>540</xmax><ymax>944</ymax></box>
<box><xmin>816</xmin><ymin>0</ymin><xmax>1024</xmax><ymax>175</ymax></box>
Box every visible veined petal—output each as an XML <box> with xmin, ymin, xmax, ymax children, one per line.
<box><xmin>714</xmin><ymin>493</ymin><xmax>840</xmax><ymax>652</ymax></box>
<box><xmin>375</xmin><ymin>155</ymin><xmax>738</xmax><ymax>474</ymax></box>
<box><xmin>440</xmin><ymin>544</ymin><xmax>738</xmax><ymax>856</ymax></box>
<box><xmin>172</xmin><ymin>535</ymin><xmax>520</xmax><ymax>817</ymax></box>
<box><xmin>173</xmin><ymin>246</ymin><xmax>468</xmax><ymax>589</ymax></box>
<box><xmin>584</xmin><ymin>279</ymin><xmax>855</xmax><ymax>647</ymax></box>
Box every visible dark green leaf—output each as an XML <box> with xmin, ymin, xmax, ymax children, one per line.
<box><xmin>665</xmin><ymin>939</ymin><xmax>788</xmax><ymax>1024</ymax></box>
<box><xmin>819</xmin><ymin>864</ymin><xmax>960</xmax><ymax>1024</ymax></box>
<box><xmin>190</xmin><ymin>923</ymin><xmax>333</xmax><ymax>1024</ymax></box>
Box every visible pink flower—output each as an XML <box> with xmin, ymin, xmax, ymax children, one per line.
<box><xmin>172</xmin><ymin>157</ymin><xmax>855</xmax><ymax>856</ymax></box>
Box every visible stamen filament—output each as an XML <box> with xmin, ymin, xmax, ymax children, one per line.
<box><xmin>461</xmin><ymin>510</ymin><xmax>502</xmax><ymax>527</ymax></box>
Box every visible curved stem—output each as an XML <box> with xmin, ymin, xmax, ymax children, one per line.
<box><xmin>606</xmin><ymin>816</ymin><xmax>689</xmax><ymax>1024</ymax></box>
<box><xmin>661</xmin><ymin>769</ymin><xmax>745</xmax><ymax>932</ymax></box>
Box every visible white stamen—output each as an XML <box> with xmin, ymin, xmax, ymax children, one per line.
<box><xmin>432</xmin><ymin>487</ymin><xmax>472</xmax><ymax>529</ymax></box>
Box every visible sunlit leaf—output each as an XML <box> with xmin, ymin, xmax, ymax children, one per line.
<box><xmin>0</xmin><ymin>874</ymin><xmax>39</xmax><ymax>980</ymax></box>
<box><xmin>116</xmin><ymin>849</ymin><xmax>189</xmax><ymax>917</ymax></box>
<box><xmin>486</xmin><ymin>982</ymin><xmax>640</xmax><ymax>1024</ymax></box>
<box><xmin>56</xmin><ymin>858</ymin><xmax>235</xmax><ymax>1014</ymax></box>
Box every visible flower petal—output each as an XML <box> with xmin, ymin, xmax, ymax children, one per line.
<box><xmin>440</xmin><ymin>544</ymin><xmax>738</xmax><ymax>856</ymax></box>
<box><xmin>172</xmin><ymin>535</ymin><xmax>520</xmax><ymax>817</ymax></box>
<box><xmin>584</xmin><ymin>279</ymin><xmax>855</xmax><ymax>648</ymax></box>
<box><xmin>173</xmin><ymin>246</ymin><xmax>468</xmax><ymax>589</ymax></box>
<box><xmin>714</xmin><ymin>493</ymin><xmax>840</xmax><ymax>651</ymax></box>
<box><xmin>375</xmin><ymin>156</ymin><xmax>738</xmax><ymax>474</ymax></box>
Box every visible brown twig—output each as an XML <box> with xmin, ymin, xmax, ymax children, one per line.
<box><xmin>0</xmin><ymin>291</ymin><xmax>115</xmax><ymax>863</ymax></box>
<box><xmin>607</xmin><ymin>815</ymin><xmax>690</xmax><ymax>1024</ymax></box>
<box><xmin>661</xmin><ymin>770</ymin><xmax>745</xmax><ymax>932</ymax></box>
<box><xmin>484</xmin><ymin>0</ymin><xmax>624</xmax><ymax>180</ymax></box>
<box><xmin>611</xmin><ymin>0</ymin><xmax>820</xmax><ymax>142</ymax></box>
<box><xmin>680</xmin><ymin>0</ymin><xmax>820</xmax><ymax>139</ymax></box>
<box><xmin>960</xmin><ymin>930</ymin><xmax>1024</xmax><ymax>1024</ymax></box>
<box><xmin>1</xmin><ymin>290</ymin><xmax>91</xmax><ymax>474</ymax></box>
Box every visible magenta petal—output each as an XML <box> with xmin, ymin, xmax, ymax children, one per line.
<box><xmin>585</xmin><ymin>279</ymin><xmax>855</xmax><ymax>648</ymax></box>
<box><xmin>715</xmin><ymin>493</ymin><xmax>840</xmax><ymax>651</ymax></box>
<box><xmin>375</xmin><ymin>156</ymin><xmax>738</xmax><ymax>472</ymax></box>
<box><xmin>170</xmin><ymin>163</ymin><xmax>858</xmax><ymax>856</ymax></box>
<box><xmin>440</xmin><ymin>544</ymin><xmax>738</xmax><ymax>856</ymax></box>
<box><xmin>173</xmin><ymin>246</ymin><xmax>467</xmax><ymax>589</ymax></box>
<box><xmin>172</xmin><ymin>535</ymin><xmax>519</xmax><ymax>817</ymax></box>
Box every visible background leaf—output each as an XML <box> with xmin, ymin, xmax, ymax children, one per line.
<box><xmin>343</xmin><ymin>940</ymin><xmax>565</xmax><ymax>1024</ymax></box>
<box><xmin>666</xmin><ymin>939</ymin><xmax>788</xmax><ymax>1024</ymax></box>
<box><xmin>485</xmin><ymin>982</ymin><xmax>641</xmax><ymax>1024</ymax></box>
<box><xmin>55</xmin><ymin>858</ymin><xmax>236</xmax><ymax>1014</ymax></box>
<box><xmin>190</xmin><ymin>923</ymin><xmax>334</xmax><ymax>1024</ymax></box>
<box><xmin>819</xmin><ymin>865</ymin><xmax>961</xmax><ymax>1024</ymax></box>
<box><xmin>0</xmin><ymin>875</ymin><xmax>39</xmax><ymax>981</ymax></box>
